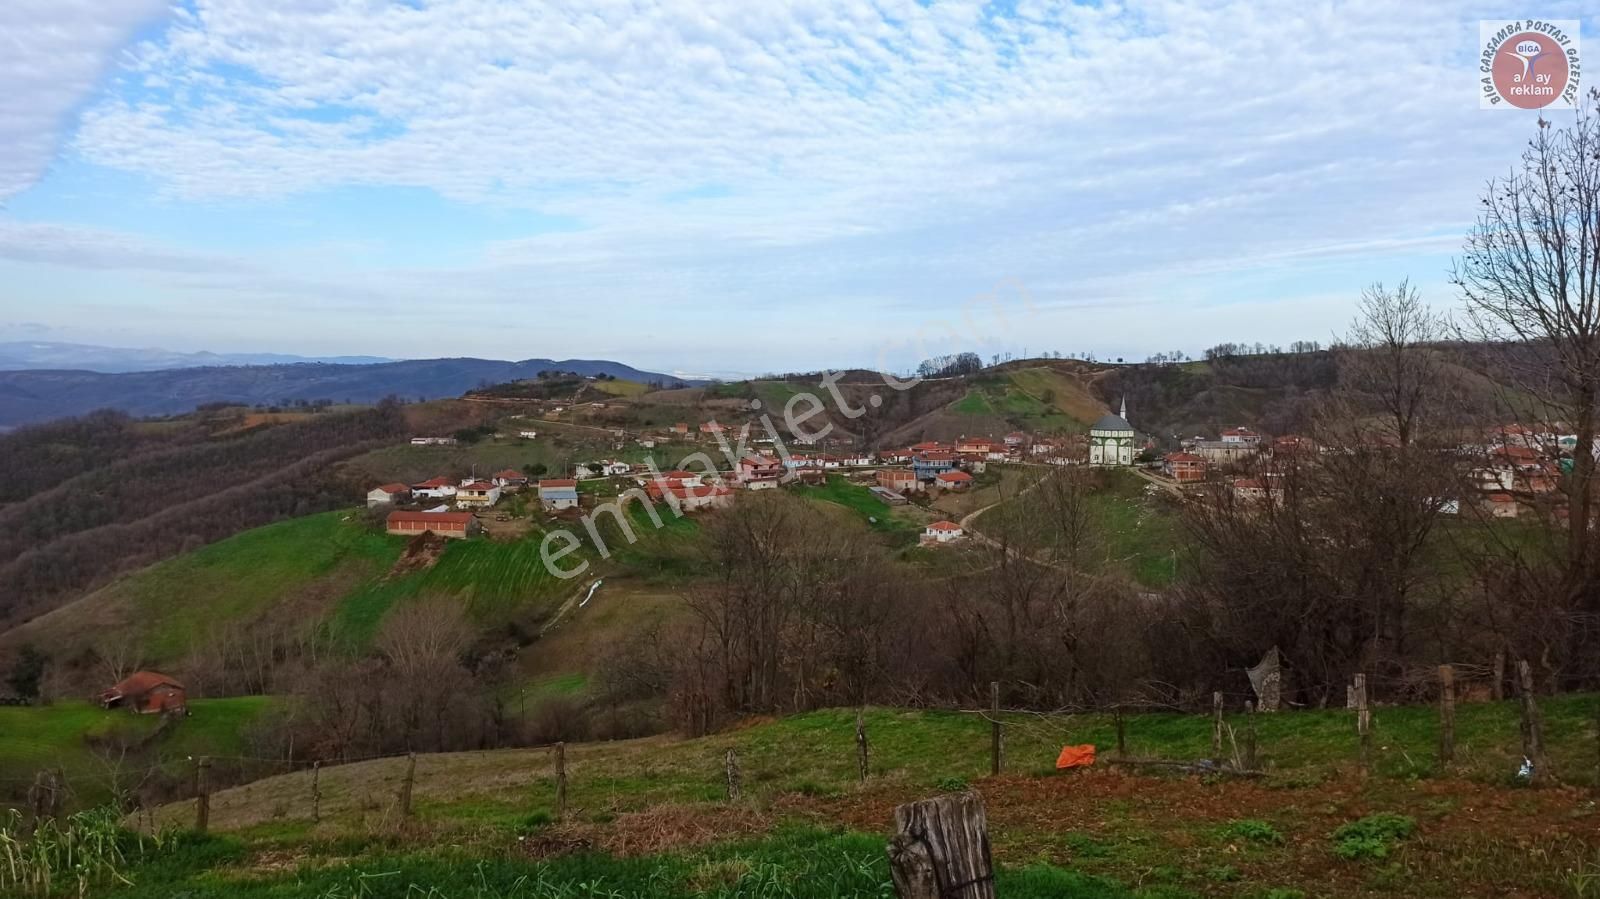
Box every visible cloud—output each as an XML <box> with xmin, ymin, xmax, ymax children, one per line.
<box><xmin>7</xmin><ymin>1</ymin><xmax>1599</xmax><ymax>369</ymax></box>
<box><xmin>0</xmin><ymin>0</ymin><xmax>168</xmax><ymax>201</ymax></box>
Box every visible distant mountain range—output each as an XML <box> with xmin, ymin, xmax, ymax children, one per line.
<box><xmin>0</xmin><ymin>356</ymin><xmax>701</xmax><ymax>428</ymax></box>
<box><xmin>0</xmin><ymin>341</ymin><xmax>393</xmax><ymax>372</ymax></box>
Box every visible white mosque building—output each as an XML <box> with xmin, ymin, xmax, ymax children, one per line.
<box><xmin>1088</xmin><ymin>397</ymin><xmax>1136</xmax><ymax>466</ymax></box>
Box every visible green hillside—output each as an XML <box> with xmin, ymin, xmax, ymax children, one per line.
<box><xmin>5</xmin><ymin>509</ymin><xmax>580</xmax><ymax>668</ymax></box>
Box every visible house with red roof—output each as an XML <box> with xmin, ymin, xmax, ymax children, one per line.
<box><xmin>456</xmin><ymin>480</ymin><xmax>502</xmax><ymax>509</ymax></box>
<box><xmin>493</xmin><ymin>469</ymin><xmax>529</xmax><ymax>490</ymax></box>
<box><xmin>410</xmin><ymin>476</ymin><xmax>458</xmax><ymax>500</ymax></box>
<box><xmin>1162</xmin><ymin>452</ymin><xmax>1207</xmax><ymax>483</ymax></box>
<box><xmin>366</xmin><ymin>483</ymin><xmax>412</xmax><ymax>507</ymax></box>
<box><xmin>737</xmin><ymin>455</ymin><xmax>785</xmax><ymax>489</ymax></box>
<box><xmin>100</xmin><ymin>671</ymin><xmax>187</xmax><ymax>715</ymax></box>
<box><xmin>645</xmin><ymin>480</ymin><xmax>734</xmax><ymax>511</ymax></box>
<box><xmin>922</xmin><ymin>520</ymin><xmax>965</xmax><ymax>544</ymax></box>
<box><xmin>936</xmin><ymin>470</ymin><xmax>974</xmax><ymax>490</ymax></box>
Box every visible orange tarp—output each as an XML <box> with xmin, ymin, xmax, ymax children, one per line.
<box><xmin>1055</xmin><ymin>744</ymin><xmax>1097</xmax><ymax>769</ymax></box>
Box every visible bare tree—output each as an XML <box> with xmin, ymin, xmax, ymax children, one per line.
<box><xmin>1454</xmin><ymin>92</ymin><xmax>1600</xmax><ymax>682</ymax></box>
<box><xmin>1340</xmin><ymin>280</ymin><xmax>1450</xmax><ymax>448</ymax></box>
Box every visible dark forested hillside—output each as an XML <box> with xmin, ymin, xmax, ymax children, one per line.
<box><xmin>0</xmin><ymin>357</ymin><xmax>700</xmax><ymax>427</ymax></box>
<box><xmin>0</xmin><ymin>404</ymin><xmax>410</xmax><ymax>629</ymax></box>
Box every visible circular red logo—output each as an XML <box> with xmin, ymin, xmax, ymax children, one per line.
<box><xmin>1490</xmin><ymin>31</ymin><xmax>1571</xmax><ymax>109</ymax></box>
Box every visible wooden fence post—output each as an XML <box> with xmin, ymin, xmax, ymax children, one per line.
<box><xmin>553</xmin><ymin>742</ymin><xmax>568</xmax><ymax>818</ymax></box>
<box><xmin>1243</xmin><ymin>701</ymin><xmax>1258</xmax><ymax>771</ymax></box>
<box><xmin>398</xmin><ymin>752</ymin><xmax>416</xmax><ymax>819</ymax></box>
<box><xmin>989</xmin><ymin>683</ymin><xmax>1002</xmax><ymax>776</ymax></box>
<box><xmin>886</xmin><ymin>792</ymin><xmax>996</xmax><ymax>899</ymax></box>
<box><xmin>194</xmin><ymin>757</ymin><xmax>211</xmax><ymax>833</ymax></box>
<box><xmin>28</xmin><ymin>768</ymin><xmax>62</xmax><ymax>823</ymax></box>
<box><xmin>725</xmin><ymin>748</ymin><xmax>741</xmax><ymax>801</ymax></box>
<box><xmin>1492</xmin><ymin>650</ymin><xmax>1506</xmax><ymax>701</ymax></box>
<box><xmin>1517</xmin><ymin>660</ymin><xmax>1547</xmax><ymax>784</ymax></box>
<box><xmin>1211</xmin><ymin>692</ymin><xmax>1224</xmax><ymax>764</ymax></box>
<box><xmin>856</xmin><ymin>709</ymin><xmax>870</xmax><ymax>782</ymax></box>
<box><xmin>311</xmin><ymin>761</ymin><xmax>322</xmax><ymax>824</ymax></box>
<box><xmin>1354</xmin><ymin>674</ymin><xmax>1370</xmax><ymax>777</ymax></box>
<box><xmin>1437</xmin><ymin>665</ymin><xmax>1456</xmax><ymax>766</ymax></box>
<box><xmin>1593</xmin><ymin>696</ymin><xmax>1599</xmax><ymax>796</ymax></box>
<box><xmin>1114</xmin><ymin>705</ymin><xmax>1127</xmax><ymax>761</ymax></box>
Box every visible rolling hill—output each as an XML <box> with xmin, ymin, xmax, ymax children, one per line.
<box><xmin>0</xmin><ymin>357</ymin><xmax>702</xmax><ymax>427</ymax></box>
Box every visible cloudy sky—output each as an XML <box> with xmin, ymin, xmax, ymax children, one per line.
<box><xmin>0</xmin><ymin>1</ymin><xmax>1593</xmax><ymax>377</ymax></box>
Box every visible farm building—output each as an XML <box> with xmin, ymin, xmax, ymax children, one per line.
<box><xmin>386</xmin><ymin>510</ymin><xmax>479</xmax><ymax>539</ymax></box>
<box><xmin>922</xmin><ymin>521</ymin><xmax>964</xmax><ymax>544</ymax></box>
<box><xmin>100</xmin><ymin>671</ymin><xmax>186</xmax><ymax>715</ymax></box>
<box><xmin>539</xmin><ymin>479</ymin><xmax>580</xmax><ymax>510</ymax></box>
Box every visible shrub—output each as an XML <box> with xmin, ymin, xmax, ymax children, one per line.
<box><xmin>1222</xmin><ymin>819</ymin><xmax>1285</xmax><ymax>845</ymax></box>
<box><xmin>934</xmin><ymin>776</ymin><xmax>969</xmax><ymax>792</ymax></box>
<box><xmin>1332</xmin><ymin>813</ymin><xmax>1416</xmax><ymax>861</ymax></box>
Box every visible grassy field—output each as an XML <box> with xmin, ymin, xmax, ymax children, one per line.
<box><xmin>973</xmin><ymin>468</ymin><xmax>1182</xmax><ymax>588</ymax></box>
<box><xmin>328</xmin><ymin>529</ymin><xmax>574</xmax><ymax>648</ymax></box>
<box><xmin>120</xmin><ymin>694</ymin><xmax>1600</xmax><ymax>898</ymax></box>
<box><xmin>800</xmin><ymin>476</ymin><xmax>925</xmax><ymax>544</ymax></box>
<box><xmin>0</xmin><ymin>697</ymin><xmax>274</xmax><ymax>803</ymax></box>
<box><xmin>1084</xmin><ymin>469</ymin><xmax>1186</xmax><ymax>587</ymax></box>
<box><xmin>590</xmin><ymin>379</ymin><xmax>652</xmax><ymax>398</ymax></box>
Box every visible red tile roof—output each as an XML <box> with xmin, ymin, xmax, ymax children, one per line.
<box><xmin>461</xmin><ymin>481</ymin><xmax>495</xmax><ymax>491</ymax></box>
<box><xmin>937</xmin><ymin>470</ymin><xmax>974</xmax><ymax>482</ymax></box>
<box><xmin>106</xmin><ymin>670</ymin><xmax>183</xmax><ymax>696</ymax></box>
<box><xmin>539</xmin><ymin>479</ymin><xmax>578</xmax><ymax>488</ymax></box>
<box><xmin>927</xmin><ymin>520</ymin><xmax>962</xmax><ymax>532</ymax></box>
<box><xmin>388</xmin><ymin>511</ymin><xmax>475</xmax><ymax>526</ymax></box>
<box><xmin>375</xmin><ymin>483</ymin><xmax>410</xmax><ymax>493</ymax></box>
<box><xmin>413</xmin><ymin>476</ymin><xmax>453</xmax><ymax>489</ymax></box>
<box><xmin>494</xmin><ymin>469</ymin><xmax>526</xmax><ymax>479</ymax></box>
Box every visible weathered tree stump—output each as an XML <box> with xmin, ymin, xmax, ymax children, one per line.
<box><xmin>887</xmin><ymin>791</ymin><xmax>996</xmax><ymax>899</ymax></box>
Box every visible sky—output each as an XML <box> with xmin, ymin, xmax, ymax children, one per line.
<box><xmin>0</xmin><ymin>1</ymin><xmax>1594</xmax><ymax>379</ymax></box>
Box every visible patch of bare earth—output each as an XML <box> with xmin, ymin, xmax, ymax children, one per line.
<box><xmin>796</xmin><ymin>770</ymin><xmax>1600</xmax><ymax>897</ymax></box>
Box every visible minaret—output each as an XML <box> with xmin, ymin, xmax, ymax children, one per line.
<box><xmin>1119</xmin><ymin>395</ymin><xmax>1127</xmax><ymax>421</ymax></box>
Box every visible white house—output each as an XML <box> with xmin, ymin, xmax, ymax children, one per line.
<box><xmin>600</xmin><ymin>460</ymin><xmax>632</xmax><ymax>476</ymax></box>
<box><xmin>923</xmin><ymin>520</ymin><xmax>965</xmax><ymax>543</ymax></box>
<box><xmin>410</xmin><ymin>477</ymin><xmax>458</xmax><ymax>500</ymax></box>
<box><xmin>366</xmin><ymin>483</ymin><xmax>411</xmax><ymax>507</ymax></box>
<box><xmin>518</xmin><ymin>430</ymin><xmax>539</xmax><ymax>439</ymax></box>
<box><xmin>411</xmin><ymin>436</ymin><xmax>458</xmax><ymax>446</ymax></box>
<box><xmin>455</xmin><ymin>481</ymin><xmax>503</xmax><ymax>509</ymax></box>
